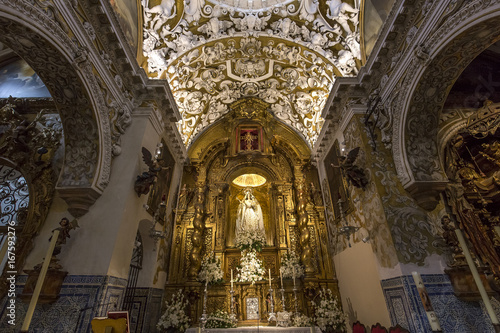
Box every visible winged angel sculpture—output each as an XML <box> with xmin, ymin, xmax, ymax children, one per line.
<box><xmin>331</xmin><ymin>147</ymin><xmax>369</xmax><ymax>189</ymax></box>
<box><xmin>135</xmin><ymin>147</ymin><xmax>161</xmax><ymax>196</ymax></box>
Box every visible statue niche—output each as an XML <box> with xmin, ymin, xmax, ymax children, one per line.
<box><xmin>228</xmin><ymin>183</ymin><xmax>273</xmax><ymax>248</ymax></box>
<box><xmin>235</xmin><ymin>188</ymin><xmax>266</xmax><ymax>241</ymax></box>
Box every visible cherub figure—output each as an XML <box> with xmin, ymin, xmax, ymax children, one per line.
<box><xmin>50</xmin><ymin>217</ymin><xmax>79</xmax><ymax>257</ymax></box>
<box><xmin>331</xmin><ymin>147</ymin><xmax>368</xmax><ymax>189</ymax></box>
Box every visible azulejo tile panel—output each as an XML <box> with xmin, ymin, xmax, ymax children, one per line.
<box><xmin>127</xmin><ymin>287</ymin><xmax>163</xmax><ymax>333</ymax></box>
<box><xmin>0</xmin><ymin>275</ymin><xmax>127</xmax><ymax>333</ymax></box>
<box><xmin>381</xmin><ymin>274</ymin><xmax>496</xmax><ymax>333</ymax></box>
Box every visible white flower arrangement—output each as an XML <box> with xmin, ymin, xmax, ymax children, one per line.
<box><xmin>236</xmin><ymin>249</ymin><xmax>265</xmax><ymax>284</ymax></box>
<box><xmin>206</xmin><ymin>309</ymin><xmax>237</xmax><ymax>328</ymax></box>
<box><xmin>292</xmin><ymin>313</ymin><xmax>312</xmax><ymax>327</ymax></box>
<box><xmin>235</xmin><ymin>228</ymin><xmax>266</xmax><ymax>252</ymax></box>
<box><xmin>280</xmin><ymin>250</ymin><xmax>305</xmax><ymax>279</ymax></box>
<box><xmin>312</xmin><ymin>289</ymin><xmax>348</xmax><ymax>332</ymax></box>
<box><xmin>198</xmin><ymin>254</ymin><xmax>224</xmax><ymax>285</ymax></box>
<box><xmin>157</xmin><ymin>290</ymin><xmax>191</xmax><ymax>332</ymax></box>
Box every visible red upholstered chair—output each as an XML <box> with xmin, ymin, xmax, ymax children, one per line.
<box><xmin>371</xmin><ymin>323</ymin><xmax>388</xmax><ymax>333</ymax></box>
<box><xmin>353</xmin><ymin>321</ymin><xmax>367</xmax><ymax>333</ymax></box>
<box><xmin>389</xmin><ymin>324</ymin><xmax>410</xmax><ymax>333</ymax></box>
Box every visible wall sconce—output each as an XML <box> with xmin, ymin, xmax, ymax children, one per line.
<box><xmin>358</xmin><ymin>227</ymin><xmax>371</xmax><ymax>243</ymax></box>
<box><xmin>337</xmin><ymin>199</ymin><xmax>359</xmax><ymax>247</ymax></box>
<box><xmin>154</xmin><ymin>142</ymin><xmax>163</xmax><ymax>160</ymax></box>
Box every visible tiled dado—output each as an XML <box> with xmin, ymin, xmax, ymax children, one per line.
<box><xmin>0</xmin><ymin>275</ymin><xmax>127</xmax><ymax>333</ymax></box>
<box><xmin>127</xmin><ymin>287</ymin><xmax>164</xmax><ymax>333</ymax></box>
<box><xmin>381</xmin><ymin>274</ymin><xmax>500</xmax><ymax>333</ymax></box>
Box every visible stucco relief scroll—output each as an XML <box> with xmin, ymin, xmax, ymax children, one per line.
<box><xmin>142</xmin><ymin>0</ymin><xmax>361</xmax><ymax>147</ymax></box>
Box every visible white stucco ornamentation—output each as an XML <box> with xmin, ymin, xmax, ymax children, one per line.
<box><xmin>142</xmin><ymin>0</ymin><xmax>361</xmax><ymax>147</ymax></box>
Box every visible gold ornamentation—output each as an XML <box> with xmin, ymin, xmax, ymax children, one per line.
<box><xmin>185</xmin><ymin>229</ymin><xmax>194</xmax><ymax>277</ymax></box>
<box><xmin>202</xmin><ymin>227</ymin><xmax>213</xmax><ymax>258</ymax></box>
<box><xmin>188</xmin><ymin>186</ymin><xmax>207</xmax><ymax>278</ymax></box>
<box><xmin>295</xmin><ymin>180</ymin><xmax>315</xmax><ymax>275</ymax></box>
<box><xmin>307</xmin><ymin>225</ymin><xmax>319</xmax><ymax>273</ymax></box>
<box><xmin>289</xmin><ymin>226</ymin><xmax>299</xmax><ymax>255</ymax></box>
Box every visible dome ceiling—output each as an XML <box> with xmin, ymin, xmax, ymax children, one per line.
<box><xmin>142</xmin><ymin>0</ymin><xmax>361</xmax><ymax>147</ymax></box>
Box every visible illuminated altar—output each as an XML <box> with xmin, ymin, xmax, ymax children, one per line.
<box><xmin>164</xmin><ymin>98</ymin><xmax>339</xmax><ymax>327</ymax></box>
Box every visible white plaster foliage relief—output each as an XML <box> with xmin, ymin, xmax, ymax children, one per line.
<box><xmin>368</xmin><ymin>134</ymin><xmax>441</xmax><ymax>264</ymax></box>
<box><xmin>141</xmin><ymin>0</ymin><xmax>361</xmax><ymax>146</ymax></box>
<box><xmin>343</xmin><ymin>120</ymin><xmax>398</xmax><ymax>267</ymax></box>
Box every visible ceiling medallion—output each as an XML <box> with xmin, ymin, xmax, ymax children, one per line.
<box><xmin>142</xmin><ymin>0</ymin><xmax>361</xmax><ymax>147</ymax></box>
<box><xmin>232</xmin><ymin>173</ymin><xmax>267</xmax><ymax>187</ymax></box>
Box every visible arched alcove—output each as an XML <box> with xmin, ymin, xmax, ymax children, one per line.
<box><xmin>393</xmin><ymin>3</ymin><xmax>500</xmax><ymax>209</ymax></box>
<box><xmin>0</xmin><ymin>3</ymin><xmax>114</xmax><ymax>217</ymax></box>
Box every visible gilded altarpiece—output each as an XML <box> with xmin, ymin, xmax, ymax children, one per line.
<box><xmin>164</xmin><ymin>98</ymin><xmax>338</xmax><ymax>326</ymax></box>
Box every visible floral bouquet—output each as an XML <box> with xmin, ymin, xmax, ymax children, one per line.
<box><xmin>280</xmin><ymin>250</ymin><xmax>304</xmax><ymax>279</ymax></box>
<box><xmin>235</xmin><ymin>228</ymin><xmax>266</xmax><ymax>252</ymax></box>
<box><xmin>292</xmin><ymin>313</ymin><xmax>312</xmax><ymax>327</ymax></box>
<box><xmin>206</xmin><ymin>309</ymin><xmax>237</xmax><ymax>328</ymax></box>
<box><xmin>312</xmin><ymin>288</ymin><xmax>348</xmax><ymax>333</ymax></box>
<box><xmin>157</xmin><ymin>290</ymin><xmax>191</xmax><ymax>332</ymax></box>
<box><xmin>236</xmin><ymin>249</ymin><xmax>265</xmax><ymax>284</ymax></box>
<box><xmin>198</xmin><ymin>254</ymin><xmax>224</xmax><ymax>285</ymax></box>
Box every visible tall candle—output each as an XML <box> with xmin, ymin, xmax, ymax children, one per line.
<box><xmin>280</xmin><ymin>268</ymin><xmax>283</xmax><ymax>289</ymax></box>
<box><xmin>269</xmin><ymin>268</ymin><xmax>272</xmax><ymax>287</ymax></box>
<box><xmin>231</xmin><ymin>269</ymin><xmax>234</xmax><ymax>289</ymax></box>
<box><xmin>22</xmin><ymin>230</ymin><xmax>60</xmax><ymax>332</ymax></box>
<box><xmin>293</xmin><ymin>266</ymin><xmax>296</xmax><ymax>287</ymax></box>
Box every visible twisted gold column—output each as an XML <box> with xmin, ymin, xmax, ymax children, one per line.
<box><xmin>188</xmin><ymin>185</ymin><xmax>206</xmax><ymax>279</ymax></box>
<box><xmin>296</xmin><ymin>181</ymin><xmax>315</xmax><ymax>275</ymax></box>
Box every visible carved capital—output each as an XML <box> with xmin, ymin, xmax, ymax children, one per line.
<box><xmin>404</xmin><ymin>180</ymin><xmax>448</xmax><ymax>211</ymax></box>
<box><xmin>57</xmin><ymin>187</ymin><xmax>102</xmax><ymax>217</ymax></box>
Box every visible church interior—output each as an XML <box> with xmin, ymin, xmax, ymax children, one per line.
<box><xmin>1</xmin><ymin>0</ymin><xmax>500</xmax><ymax>332</ymax></box>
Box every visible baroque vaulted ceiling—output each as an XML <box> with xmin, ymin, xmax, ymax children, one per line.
<box><xmin>142</xmin><ymin>0</ymin><xmax>361</xmax><ymax>147</ymax></box>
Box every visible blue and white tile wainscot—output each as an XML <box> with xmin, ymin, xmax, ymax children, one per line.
<box><xmin>0</xmin><ymin>275</ymin><xmax>128</xmax><ymax>333</ymax></box>
<box><xmin>381</xmin><ymin>274</ymin><xmax>500</xmax><ymax>333</ymax></box>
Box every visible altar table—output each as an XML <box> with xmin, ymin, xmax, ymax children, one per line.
<box><xmin>186</xmin><ymin>327</ymin><xmax>321</xmax><ymax>333</ymax></box>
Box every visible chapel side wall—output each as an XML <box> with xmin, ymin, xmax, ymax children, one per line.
<box><xmin>318</xmin><ymin>113</ymin><xmax>394</xmax><ymax>329</ymax></box>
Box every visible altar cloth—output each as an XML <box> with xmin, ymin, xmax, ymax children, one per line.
<box><xmin>186</xmin><ymin>327</ymin><xmax>321</xmax><ymax>333</ymax></box>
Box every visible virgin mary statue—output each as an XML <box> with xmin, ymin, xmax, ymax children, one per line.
<box><xmin>235</xmin><ymin>188</ymin><xmax>265</xmax><ymax>240</ymax></box>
